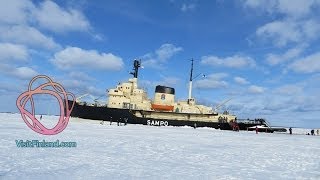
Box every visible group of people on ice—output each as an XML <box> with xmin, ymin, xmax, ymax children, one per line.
<box><xmin>307</xmin><ymin>129</ymin><xmax>318</xmax><ymax>136</ymax></box>
<box><xmin>288</xmin><ymin>127</ymin><xmax>320</xmax><ymax>136</ymax></box>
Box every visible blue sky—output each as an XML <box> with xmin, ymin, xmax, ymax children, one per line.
<box><xmin>1</xmin><ymin>0</ymin><xmax>320</xmax><ymax>128</ymax></box>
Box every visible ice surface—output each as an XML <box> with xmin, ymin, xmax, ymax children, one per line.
<box><xmin>0</xmin><ymin>113</ymin><xmax>319</xmax><ymax>180</ymax></box>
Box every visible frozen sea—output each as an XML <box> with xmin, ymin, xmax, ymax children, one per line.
<box><xmin>0</xmin><ymin>113</ymin><xmax>319</xmax><ymax>180</ymax></box>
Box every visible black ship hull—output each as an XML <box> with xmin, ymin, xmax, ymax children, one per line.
<box><xmin>69</xmin><ymin>101</ymin><xmax>232</xmax><ymax>129</ymax></box>
<box><xmin>68</xmin><ymin>100</ymin><xmax>277</xmax><ymax>132</ymax></box>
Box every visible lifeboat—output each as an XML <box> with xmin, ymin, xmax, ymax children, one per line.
<box><xmin>151</xmin><ymin>104</ymin><xmax>174</xmax><ymax>111</ymax></box>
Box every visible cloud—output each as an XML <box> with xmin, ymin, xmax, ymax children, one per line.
<box><xmin>288</xmin><ymin>52</ymin><xmax>320</xmax><ymax>73</ymax></box>
<box><xmin>256</xmin><ymin>19</ymin><xmax>320</xmax><ymax>47</ymax></box>
<box><xmin>68</xmin><ymin>72</ymin><xmax>95</xmax><ymax>81</ymax></box>
<box><xmin>243</xmin><ymin>0</ymin><xmax>275</xmax><ymax>11</ymax></box>
<box><xmin>201</xmin><ymin>55</ymin><xmax>256</xmax><ymax>68</ymax></box>
<box><xmin>160</xmin><ymin>77</ymin><xmax>180</xmax><ymax>86</ymax></box>
<box><xmin>0</xmin><ymin>43</ymin><xmax>28</xmax><ymax>61</ymax></box>
<box><xmin>52</xmin><ymin>71</ymin><xmax>104</xmax><ymax>98</ymax></box>
<box><xmin>144</xmin><ymin>73</ymin><xmax>228</xmax><ymax>92</ymax></box>
<box><xmin>181</xmin><ymin>3</ymin><xmax>196</xmax><ymax>12</ymax></box>
<box><xmin>234</xmin><ymin>76</ymin><xmax>249</xmax><ymax>85</ymax></box>
<box><xmin>228</xmin><ymin>76</ymin><xmax>320</xmax><ymax>125</ymax></box>
<box><xmin>276</xmin><ymin>0</ymin><xmax>318</xmax><ymax>17</ymax></box>
<box><xmin>256</xmin><ymin>20</ymin><xmax>300</xmax><ymax>47</ymax></box>
<box><xmin>273</xmin><ymin>84</ymin><xmax>303</xmax><ymax>95</ymax></box>
<box><xmin>248</xmin><ymin>85</ymin><xmax>265</xmax><ymax>94</ymax></box>
<box><xmin>59</xmin><ymin>78</ymin><xmax>104</xmax><ymax>96</ymax></box>
<box><xmin>262</xmin><ymin>98</ymin><xmax>292</xmax><ymax>112</ymax></box>
<box><xmin>0</xmin><ymin>0</ymin><xmax>91</xmax><ymax>33</ymax></box>
<box><xmin>0</xmin><ymin>0</ymin><xmax>93</xmax><ymax>51</ymax></box>
<box><xmin>0</xmin><ymin>81</ymin><xmax>22</xmax><ymax>94</ymax></box>
<box><xmin>302</xmin><ymin>19</ymin><xmax>320</xmax><ymax>40</ymax></box>
<box><xmin>14</xmin><ymin>66</ymin><xmax>38</xmax><ymax>79</ymax></box>
<box><xmin>156</xmin><ymin>44</ymin><xmax>183</xmax><ymax>61</ymax></box>
<box><xmin>32</xmin><ymin>1</ymin><xmax>90</xmax><ymax>33</ymax></box>
<box><xmin>143</xmin><ymin>44</ymin><xmax>183</xmax><ymax>68</ymax></box>
<box><xmin>0</xmin><ymin>0</ymin><xmax>34</xmax><ymax>25</ymax></box>
<box><xmin>244</xmin><ymin>0</ymin><xmax>320</xmax><ymax>47</ymax></box>
<box><xmin>244</xmin><ymin>0</ymin><xmax>320</xmax><ymax>48</ymax></box>
<box><xmin>194</xmin><ymin>73</ymin><xmax>228</xmax><ymax>89</ymax></box>
<box><xmin>0</xmin><ymin>25</ymin><xmax>60</xmax><ymax>50</ymax></box>
<box><xmin>139</xmin><ymin>76</ymin><xmax>181</xmax><ymax>90</ymax></box>
<box><xmin>290</xmin><ymin>95</ymin><xmax>320</xmax><ymax>112</ymax></box>
<box><xmin>206</xmin><ymin>73</ymin><xmax>229</xmax><ymax>80</ymax></box>
<box><xmin>0</xmin><ymin>64</ymin><xmax>38</xmax><ymax>80</ymax></box>
<box><xmin>141</xmin><ymin>58</ymin><xmax>159</xmax><ymax>69</ymax></box>
<box><xmin>243</xmin><ymin>0</ymin><xmax>319</xmax><ymax>18</ymax></box>
<box><xmin>266</xmin><ymin>76</ymin><xmax>320</xmax><ymax>113</ymax></box>
<box><xmin>51</xmin><ymin>46</ymin><xmax>124</xmax><ymax>71</ymax></box>
<box><xmin>266</xmin><ymin>45</ymin><xmax>305</xmax><ymax>65</ymax></box>
<box><xmin>195</xmin><ymin>79</ymin><xmax>228</xmax><ymax>89</ymax></box>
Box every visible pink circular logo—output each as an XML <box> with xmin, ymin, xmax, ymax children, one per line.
<box><xmin>16</xmin><ymin>75</ymin><xmax>75</xmax><ymax>135</ymax></box>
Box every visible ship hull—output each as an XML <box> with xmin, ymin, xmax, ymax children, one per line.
<box><xmin>68</xmin><ymin>100</ymin><xmax>273</xmax><ymax>131</ymax></box>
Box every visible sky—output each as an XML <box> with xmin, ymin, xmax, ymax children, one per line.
<box><xmin>1</xmin><ymin>0</ymin><xmax>320</xmax><ymax>128</ymax></box>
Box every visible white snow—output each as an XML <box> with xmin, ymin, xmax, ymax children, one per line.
<box><xmin>0</xmin><ymin>113</ymin><xmax>319</xmax><ymax>180</ymax></box>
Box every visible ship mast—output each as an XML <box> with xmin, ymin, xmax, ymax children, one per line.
<box><xmin>188</xmin><ymin>58</ymin><xmax>194</xmax><ymax>100</ymax></box>
<box><xmin>130</xmin><ymin>59</ymin><xmax>141</xmax><ymax>78</ymax></box>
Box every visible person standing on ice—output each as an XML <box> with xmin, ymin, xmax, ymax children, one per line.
<box><xmin>40</xmin><ymin>115</ymin><xmax>42</xmax><ymax>120</ymax></box>
<box><xmin>194</xmin><ymin>122</ymin><xmax>197</xmax><ymax>129</ymax></box>
<box><xmin>255</xmin><ymin>126</ymin><xmax>258</xmax><ymax>134</ymax></box>
<box><xmin>289</xmin><ymin>127</ymin><xmax>292</xmax><ymax>135</ymax></box>
<box><xmin>317</xmin><ymin>129</ymin><xmax>319</xmax><ymax>136</ymax></box>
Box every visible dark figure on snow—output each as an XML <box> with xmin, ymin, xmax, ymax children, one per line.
<box><xmin>124</xmin><ymin>119</ymin><xmax>127</xmax><ymax>126</ymax></box>
<box><xmin>110</xmin><ymin>117</ymin><xmax>113</xmax><ymax>125</ymax></box>
<box><xmin>311</xmin><ymin>129</ymin><xmax>315</xmax><ymax>135</ymax></box>
<box><xmin>194</xmin><ymin>123</ymin><xmax>197</xmax><ymax>129</ymax></box>
<box><xmin>40</xmin><ymin>115</ymin><xmax>42</xmax><ymax>120</ymax></box>
<box><xmin>289</xmin><ymin>127</ymin><xmax>292</xmax><ymax>135</ymax></box>
<box><xmin>235</xmin><ymin>125</ymin><xmax>239</xmax><ymax>131</ymax></box>
<box><xmin>232</xmin><ymin>122</ymin><xmax>239</xmax><ymax>131</ymax></box>
<box><xmin>255</xmin><ymin>126</ymin><xmax>258</xmax><ymax>134</ymax></box>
